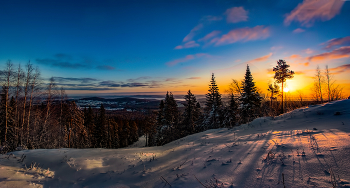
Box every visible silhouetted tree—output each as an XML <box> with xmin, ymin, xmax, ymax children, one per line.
<box><xmin>273</xmin><ymin>59</ymin><xmax>294</xmax><ymax>114</ymax></box>
<box><xmin>94</xmin><ymin>104</ymin><xmax>106</xmax><ymax>148</ymax></box>
<box><xmin>182</xmin><ymin>90</ymin><xmax>200</xmax><ymax>134</ymax></box>
<box><xmin>204</xmin><ymin>73</ymin><xmax>222</xmax><ymax>129</ymax></box>
<box><xmin>240</xmin><ymin>65</ymin><xmax>261</xmax><ymax>123</ymax></box>
<box><xmin>267</xmin><ymin>82</ymin><xmax>280</xmax><ymax>107</ymax></box>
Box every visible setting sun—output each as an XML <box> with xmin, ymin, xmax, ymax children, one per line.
<box><xmin>284</xmin><ymin>87</ymin><xmax>290</xmax><ymax>92</ymax></box>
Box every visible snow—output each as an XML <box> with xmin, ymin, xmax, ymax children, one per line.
<box><xmin>1</xmin><ymin>99</ymin><xmax>350</xmax><ymax>188</ymax></box>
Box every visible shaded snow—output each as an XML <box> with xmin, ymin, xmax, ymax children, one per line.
<box><xmin>1</xmin><ymin>99</ymin><xmax>350</xmax><ymax>188</ymax></box>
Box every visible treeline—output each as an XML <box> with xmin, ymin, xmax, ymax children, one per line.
<box><xmin>0</xmin><ymin>61</ymin><xmax>151</xmax><ymax>153</ymax></box>
<box><xmin>0</xmin><ymin>60</ymin><xmax>346</xmax><ymax>152</ymax></box>
<box><xmin>147</xmin><ymin>65</ymin><xmax>263</xmax><ymax>146</ymax></box>
<box><xmin>147</xmin><ymin>61</ymin><xmax>346</xmax><ymax>146</ymax></box>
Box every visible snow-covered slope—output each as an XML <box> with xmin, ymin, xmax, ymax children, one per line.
<box><xmin>1</xmin><ymin>100</ymin><xmax>350</xmax><ymax>188</ymax></box>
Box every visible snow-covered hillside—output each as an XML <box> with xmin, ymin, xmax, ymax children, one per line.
<box><xmin>1</xmin><ymin>100</ymin><xmax>350</xmax><ymax>188</ymax></box>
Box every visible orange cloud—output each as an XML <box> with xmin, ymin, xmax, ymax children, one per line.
<box><xmin>225</xmin><ymin>7</ymin><xmax>248</xmax><ymax>23</ymax></box>
<box><xmin>247</xmin><ymin>53</ymin><xmax>273</xmax><ymax>64</ymax></box>
<box><xmin>309</xmin><ymin>46</ymin><xmax>350</xmax><ymax>62</ymax></box>
<box><xmin>174</xmin><ymin>41</ymin><xmax>200</xmax><ymax>49</ymax></box>
<box><xmin>289</xmin><ymin>54</ymin><xmax>301</xmax><ymax>59</ymax></box>
<box><xmin>214</xmin><ymin>26</ymin><xmax>269</xmax><ymax>46</ymax></box>
<box><xmin>323</xmin><ymin>36</ymin><xmax>350</xmax><ymax>49</ymax></box>
<box><xmin>284</xmin><ymin>0</ymin><xmax>344</xmax><ymax>27</ymax></box>
<box><xmin>166</xmin><ymin>53</ymin><xmax>211</xmax><ymax>66</ymax></box>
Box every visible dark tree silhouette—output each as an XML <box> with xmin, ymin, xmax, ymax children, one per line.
<box><xmin>182</xmin><ymin>90</ymin><xmax>200</xmax><ymax>134</ymax></box>
<box><xmin>240</xmin><ymin>65</ymin><xmax>261</xmax><ymax>123</ymax></box>
<box><xmin>273</xmin><ymin>59</ymin><xmax>294</xmax><ymax>114</ymax></box>
<box><xmin>204</xmin><ymin>73</ymin><xmax>222</xmax><ymax>128</ymax></box>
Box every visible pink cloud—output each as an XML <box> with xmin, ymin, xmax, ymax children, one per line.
<box><xmin>174</xmin><ymin>41</ymin><xmax>200</xmax><ymax>49</ymax></box>
<box><xmin>247</xmin><ymin>53</ymin><xmax>273</xmax><ymax>64</ymax></box>
<box><xmin>309</xmin><ymin>46</ymin><xmax>350</xmax><ymax>62</ymax></box>
<box><xmin>293</xmin><ymin>28</ymin><xmax>305</xmax><ymax>33</ymax></box>
<box><xmin>329</xmin><ymin>64</ymin><xmax>350</xmax><ymax>74</ymax></box>
<box><xmin>303</xmin><ymin>48</ymin><xmax>314</xmax><ymax>54</ymax></box>
<box><xmin>166</xmin><ymin>53</ymin><xmax>212</xmax><ymax>67</ymax></box>
<box><xmin>225</xmin><ymin>7</ymin><xmax>248</xmax><ymax>23</ymax></box>
<box><xmin>215</xmin><ymin>26</ymin><xmax>269</xmax><ymax>46</ymax></box>
<box><xmin>271</xmin><ymin>46</ymin><xmax>284</xmax><ymax>51</ymax></box>
<box><xmin>198</xmin><ymin>30</ymin><xmax>221</xmax><ymax>42</ymax></box>
<box><xmin>288</xmin><ymin>54</ymin><xmax>302</xmax><ymax>59</ymax></box>
<box><xmin>182</xmin><ymin>23</ymin><xmax>203</xmax><ymax>42</ymax></box>
<box><xmin>284</xmin><ymin>0</ymin><xmax>344</xmax><ymax>27</ymax></box>
<box><xmin>323</xmin><ymin>36</ymin><xmax>350</xmax><ymax>49</ymax></box>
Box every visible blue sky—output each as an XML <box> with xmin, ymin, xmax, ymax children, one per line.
<box><xmin>1</xmin><ymin>0</ymin><xmax>349</xmax><ymax>96</ymax></box>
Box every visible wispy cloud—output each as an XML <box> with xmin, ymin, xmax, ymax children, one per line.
<box><xmin>323</xmin><ymin>36</ymin><xmax>350</xmax><ymax>50</ymax></box>
<box><xmin>329</xmin><ymin>64</ymin><xmax>350</xmax><ymax>74</ymax></box>
<box><xmin>214</xmin><ymin>26</ymin><xmax>269</xmax><ymax>46</ymax></box>
<box><xmin>166</xmin><ymin>53</ymin><xmax>212</xmax><ymax>67</ymax></box>
<box><xmin>187</xmin><ymin>77</ymin><xmax>201</xmax><ymax>79</ymax></box>
<box><xmin>247</xmin><ymin>53</ymin><xmax>273</xmax><ymax>64</ymax></box>
<box><xmin>198</xmin><ymin>31</ymin><xmax>221</xmax><ymax>42</ymax></box>
<box><xmin>309</xmin><ymin>46</ymin><xmax>350</xmax><ymax>62</ymax></box>
<box><xmin>174</xmin><ymin>41</ymin><xmax>200</xmax><ymax>49</ymax></box>
<box><xmin>293</xmin><ymin>28</ymin><xmax>305</xmax><ymax>33</ymax></box>
<box><xmin>303</xmin><ymin>48</ymin><xmax>314</xmax><ymax>54</ymax></box>
<box><xmin>97</xmin><ymin>65</ymin><xmax>115</xmax><ymax>70</ymax></box>
<box><xmin>53</xmin><ymin>77</ymin><xmax>98</xmax><ymax>83</ymax></box>
<box><xmin>182</xmin><ymin>24</ymin><xmax>204</xmax><ymax>43</ymax></box>
<box><xmin>36</xmin><ymin>58</ymin><xmax>89</xmax><ymax>69</ymax></box>
<box><xmin>36</xmin><ymin>54</ymin><xmax>117</xmax><ymax>70</ymax></box>
<box><xmin>224</xmin><ymin>7</ymin><xmax>248</xmax><ymax>23</ymax></box>
<box><xmin>284</xmin><ymin>0</ymin><xmax>344</xmax><ymax>27</ymax></box>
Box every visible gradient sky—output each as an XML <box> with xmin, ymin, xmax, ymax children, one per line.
<box><xmin>1</xmin><ymin>0</ymin><xmax>349</xmax><ymax>97</ymax></box>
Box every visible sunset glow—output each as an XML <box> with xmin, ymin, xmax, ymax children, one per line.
<box><xmin>0</xmin><ymin>0</ymin><xmax>349</xmax><ymax>98</ymax></box>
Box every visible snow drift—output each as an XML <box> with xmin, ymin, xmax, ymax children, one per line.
<box><xmin>1</xmin><ymin>99</ymin><xmax>350</xmax><ymax>188</ymax></box>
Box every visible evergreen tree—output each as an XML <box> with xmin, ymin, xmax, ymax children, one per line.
<box><xmin>182</xmin><ymin>90</ymin><xmax>200</xmax><ymax>134</ymax></box>
<box><xmin>156</xmin><ymin>100</ymin><xmax>164</xmax><ymax>126</ymax></box>
<box><xmin>84</xmin><ymin>106</ymin><xmax>95</xmax><ymax>145</ymax></box>
<box><xmin>240</xmin><ymin>65</ymin><xmax>261</xmax><ymax>123</ymax></box>
<box><xmin>225</xmin><ymin>93</ymin><xmax>238</xmax><ymax>127</ymax></box>
<box><xmin>94</xmin><ymin>104</ymin><xmax>106</xmax><ymax>148</ymax></box>
<box><xmin>204</xmin><ymin>73</ymin><xmax>222</xmax><ymax>129</ymax></box>
<box><xmin>110</xmin><ymin>119</ymin><xmax>119</xmax><ymax>148</ymax></box>
<box><xmin>273</xmin><ymin>59</ymin><xmax>294</xmax><ymax>114</ymax></box>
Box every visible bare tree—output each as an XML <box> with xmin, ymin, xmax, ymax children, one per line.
<box><xmin>26</xmin><ymin>67</ymin><xmax>40</xmax><ymax>145</ymax></box>
<box><xmin>14</xmin><ymin>64</ymin><xmax>24</xmax><ymax>145</ymax></box>
<box><xmin>315</xmin><ymin>65</ymin><xmax>324</xmax><ymax>103</ymax></box>
<box><xmin>2</xmin><ymin>61</ymin><xmax>14</xmax><ymax>144</ymax></box>
<box><xmin>267</xmin><ymin>82</ymin><xmax>279</xmax><ymax>107</ymax></box>
<box><xmin>58</xmin><ymin>87</ymin><xmax>67</xmax><ymax>148</ymax></box>
<box><xmin>227</xmin><ymin>79</ymin><xmax>242</xmax><ymax>95</ymax></box>
<box><xmin>20</xmin><ymin>62</ymin><xmax>33</xmax><ymax>145</ymax></box>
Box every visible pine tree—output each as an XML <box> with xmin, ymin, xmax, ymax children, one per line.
<box><xmin>110</xmin><ymin>119</ymin><xmax>119</xmax><ymax>148</ymax></box>
<box><xmin>240</xmin><ymin>65</ymin><xmax>261</xmax><ymax>123</ymax></box>
<box><xmin>225</xmin><ymin>93</ymin><xmax>238</xmax><ymax>127</ymax></box>
<box><xmin>204</xmin><ymin>73</ymin><xmax>222</xmax><ymax>129</ymax></box>
<box><xmin>267</xmin><ymin>82</ymin><xmax>280</xmax><ymax>107</ymax></box>
<box><xmin>94</xmin><ymin>104</ymin><xmax>106</xmax><ymax>148</ymax></box>
<box><xmin>183</xmin><ymin>90</ymin><xmax>200</xmax><ymax>134</ymax></box>
<box><xmin>273</xmin><ymin>59</ymin><xmax>294</xmax><ymax>114</ymax></box>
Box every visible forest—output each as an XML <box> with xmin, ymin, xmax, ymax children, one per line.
<box><xmin>0</xmin><ymin>60</ymin><xmax>345</xmax><ymax>153</ymax></box>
